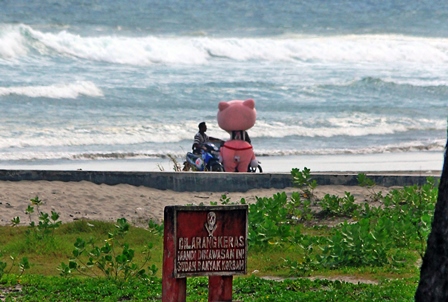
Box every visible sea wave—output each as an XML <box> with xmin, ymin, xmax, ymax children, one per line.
<box><xmin>0</xmin><ymin>81</ymin><xmax>103</xmax><ymax>98</ymax></box>
<box><xmin>0</xmin><ymin>140</ymin><xmax>444</xmax><ymax>162</ymax></box>
<box><xmin>0</xmin><ymin>115</ymin><xmax>444</xmax><ymax>150</ymax></box>
<box><xmin>2</xmin><ymin>24</ymin><xmax>448</xmax><ymax>66</ymax></box>
<box><xmin>71</xmin><ymin>143</ymin><xmax>446</xmax><ymax>159</ymax></box>
<box><xmin>253</xmin><ymin>117</ymin><xmax>446</xmax><ymax>138</ymax></box>
<box><xmin>255</xmin><ymin>141</ymin><xmax>446</xmax><ymax>157</ymax></box>
<box><xmin>0</xmin><ymin>24</ymin><xmax>28</xmax><ymax>59</ymax></box>
<box><xmin>323</xmin><ymin>76</ymin><xmax>448</xmax><ymax>90</ymax></box>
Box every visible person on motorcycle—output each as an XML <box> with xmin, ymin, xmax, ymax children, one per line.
<box><xmin>192</xmin><ymin>122</ymin><xmax>223</xmax><ymax>154</ymax></box>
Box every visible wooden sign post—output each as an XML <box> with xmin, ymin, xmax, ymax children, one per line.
<box><xmin>162</xmin><ymin>205</ymin><xmax>248</xmax><ymax>302</ymax></box>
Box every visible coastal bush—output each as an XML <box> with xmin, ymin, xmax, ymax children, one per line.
<box><xmin>247</xmin><ymin>192</ymin><xmax>304</xmax><ymax>249</ymax></box>
<box><xmin>58</xmin><ymin>218</ymin><xmax>157</xmax><ymax>282</ymax></box>
<box><xmin>291</xmin><ymin>167</ymin><xmax>317</xmax><ymax>200</ymax></box>
<box><xmin>319</xmin><ymin>217</ymin><xmax>396</xmax><ymax>268</ymax></box>
<box><xmin>318</xmin><ymin>192</ymin><xmax>359</xmax><ymax>218</ymax></box>
<box><xmin>10</xmin><ymin>196</ymin><xmax>62</xmax><ymax>254</ymax></box>
<box><xmin>148</xmin><ymin>218</ymin><xmax>164</xmax><ymax>235</ymax></box>
<box><xmin>215</xmin><ymin>171</ymin><xmax>437</xmax><ymax>277</ymax></box>
<box><xmin>285</xmin><ymin>235</ymin><xmax>322</xmax><ymax>277</ymax></box>
<box><xmin>0</xmin><ymin>253</ymin><xmax>30</xmax><ymax>281</ymax></box>
<box><xmin>357</xmin><ymin>173</ymin><xmax>384</xmax><ymax>202</ymax></box>
<box><xmin>360</xmin><ymin>177</ymin><xmax>437</xmax><ymax>257</ymax></box>
<box><xmin>280</xmin><ymin>173</ymin><xmax>437</xmax><ymax>276</ymax></box>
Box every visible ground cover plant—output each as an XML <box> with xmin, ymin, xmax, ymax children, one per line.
<box><xmin>0</xmin><ymin>169</ymin><xmax>439</xmax><ymax>301</ymax></box>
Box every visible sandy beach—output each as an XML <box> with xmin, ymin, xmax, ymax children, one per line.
<box><xmin>0</xmin><ymin>180</ymin><xmax>402</xmax><ymax>227</ymax></box>
<box><xmin>0</xmin><ymin>151</ymin><xmax>443</xmax><ymax>227</ymax></box>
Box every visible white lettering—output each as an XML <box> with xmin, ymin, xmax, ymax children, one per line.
<box><xmin>177</xmin><ymin>261</ymin><xmax>197</xmax><ymax>272</ymax></box>
<box><xmin>236</xmin><ymin>249</ymin><xmax>245</xmax><ymax>259</ymax></box>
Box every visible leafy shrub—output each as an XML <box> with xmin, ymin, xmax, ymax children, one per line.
<box><xmin>318</xmin><ymin>192</ymin><xmax>359</xmax><ymax>218</ymax></box>
<box><xmin>365</xmin><ymin>177</ymin><xmax>437</xmax><ymax>256</ymax></box>
<box><xmin>285</xmin><ymin>235</ymin><xmax>322</xmax><ymax>276</ymax></box>
<box><xmin>248</xmin><ymin>193</ymin><xmax>295</xmax><ymax>248</ymax></box>
<box><xmin>286</xmin><ymin>173</ymin><xmax>438</xmax><ymax>276</ymax></box>
<box><xmin>148</xmin><ymin>219</ymin><xmax>164</xmax><ymax>235</ymax></box>
<box><xmin>317</xmin><ymin>177</ymin><xmax>437</xmax><ymax>268</ymax></box>
<box><xmin>291</xmin><ymin>167</ymin><xmax>317</xmax><ymax>200</ymax></box>
<box><xmin>10</xmin><ymin>196</ymin><xmax>63</xmax><ymax>254</ymax></box>
<box><xmin>289</xmin><ymin>191</ymin><xmax>313</xmax><ymax>221</ymax></box>
<box><xmin>0</xmin><ymin>252</ymin><xmax>30</xmax><ymax>280</ymax></box>
<box><xmin>357</xmin><ymin>173</ymin><xmax>383</xmax><ymax>201</ymax></box>
<box><xmin>319</xmin><ymin>218</ymin><xmax>394</xmax><ymax>268</ymax></box>
<box><xmin>58</xmin><ymin>218</ymin><xmax>157</xmax><ymax>282</ymax></box>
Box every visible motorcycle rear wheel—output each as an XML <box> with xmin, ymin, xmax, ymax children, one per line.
<box><xmin>248</xmin><ymin>164</ymin><xmax>263</xmax><ymax>173</ymax></box>
<box><xmin>210</xmin><ymin>163</ymin><xmax>224</xmax><ymax>172</ymax></box>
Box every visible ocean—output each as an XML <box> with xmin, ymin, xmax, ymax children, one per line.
<box><xmin>0</xmin><ymin>0</ymin><xmax>446</xmax><ymax>172</ymax></box>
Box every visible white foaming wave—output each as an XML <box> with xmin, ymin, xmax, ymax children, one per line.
<box><xmin>202</xmin><ymin>34</ymin><xmax>444</xmax><ymax>64</ymax></box>
<box><xmin>0</xmin><ymin>123</ymin><xmax>201</xmax><ymax>150</ymax></box>
<box><xmin>17</xmin><ymin>26</ymin><xmax>448</xmax><ymax>65</ymax></box>
<box><xmin>0</xmin><ymin>81</ymin><xmax>103</xmax><ymax>98</ymax></box>
<box><xmin>255</xmin><ymin>139</ymin><xmax>446</xmax><ymax>156</ymax></box>
<box><xmin>0</xmin><ymin>115</ymin><xmax>442</xmax><ymax>151</ymax></box>
<box><xmin>1</xmin><ymin>150</ymin><xmax>208</xmax><ymax>161</ymax></box>
<box><xmin>287</xmin><ymin>34</ymin><xmax>448</xmax><ymax>64</ymax></box>
<box><xmin>26</xmin><ymin>27</ymin><xmax>209</xmax><ymax>65</ymax></box>
<box><xmin>252</xmin><ymin>116</ymin><xmax>445</xmax><ymax>138</ymax></box>
<box><xmin>381</xmin><ymin>77</ymin><xmax>448</xmax><ymax>87</ymax></box>
<box><xmin>0</xmin><ymin>24</ymin><xmax>28</xmax><ymax>59</ymax></box>
<box><xmin>0</xmin><ymin>151</ymin><xmax>78</xmax><ymax>161</ymax></box>
<box><xmin>0</xmin><ymin>139</ymin><xmax>444</xmax><ymax>161</ymax></box>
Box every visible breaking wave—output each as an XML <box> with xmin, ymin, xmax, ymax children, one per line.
<box><xmin>2</xmin><ymin>24</ymin><xmax>448</xmax><ymax>66</ymax></box>
<box><xmin>0</xmin><ymin>81</ymin><xmax>103</xmax><ymax>99</ymax></box>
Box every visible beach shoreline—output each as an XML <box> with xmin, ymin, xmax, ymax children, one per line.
<box><xmin>0</xmin><ymin>151</ymin><xmax>443</xmax><ymax>173</ymax></box>
<box><xmin>0</xmin><ymin>151</ymin><xmax>443</xmax><ymax>227</ymax></box>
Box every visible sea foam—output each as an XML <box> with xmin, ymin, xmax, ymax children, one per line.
<box><xmin>0</xmin><ymin>25</ymin><xmax>28</xmax><ymax>59</ymax></box>
<box><xmin>0</xmin><ymin>81</ymin><xmax>103</xmax><ymax>99</ymax></box>
<box><xmin>4</xmin><ymin>24</ymin><xmax>446</xmax><ymax>66</ymax></box>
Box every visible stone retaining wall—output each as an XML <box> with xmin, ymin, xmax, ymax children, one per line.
<box><xmin>0</xmin><ymin>170</ymin><xmax>440</xmax><ymax>192</ymax></box>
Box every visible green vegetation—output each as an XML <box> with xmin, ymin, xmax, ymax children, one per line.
<box><xmin>0</xmin><ymin>169</ymin><xmax>438</xmax><ymax>301</ymax></box>
<box><xmin>57</xmin><ymin>217</ymin><xmax>158</xmax><ymax>282</ymax></box>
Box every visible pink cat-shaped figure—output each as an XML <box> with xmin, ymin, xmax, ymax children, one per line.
<box><xmin>217</xmin><ymin>99</ymin><xmax>258</xmax><ymax>172</ymax></box>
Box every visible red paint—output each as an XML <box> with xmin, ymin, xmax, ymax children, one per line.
<box><xmin>162</xmin><ymin>205</ymin><xmax>248</xmax><ymax>301</ymax></box>
<box><xmin>209</xmin><ymin>276</ymin><xmax>233</xmax><ymax>302</ymax></box>
<box><xmin>162</xmin><ymin>206</ymin><xmax>187</xmax><ymax>301</ymax></box>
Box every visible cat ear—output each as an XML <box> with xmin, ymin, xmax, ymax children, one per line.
<box><xmin>243</xmin><ymin>99</ymin><xmax>255</xmax><ymax>109</ymax></box>
<box><xmin>218</xmin><ymin>101</ymin><xmax>230</xmax><ymax>111</ymax></box>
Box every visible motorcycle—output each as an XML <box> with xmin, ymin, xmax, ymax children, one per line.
<box><xmin>183</xmin><ymin>142</ymin><xmax>224</xmax><ymax>172</ymax></box>
<box><xmin>183</xmin><ymin>141</ymin><xmax>263</xmax><ymax>173</ymax></box>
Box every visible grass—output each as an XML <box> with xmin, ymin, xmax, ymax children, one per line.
<box><xmin>0</xmin><ymin>171</ymin><xmax>438</xmax><ymax>301</ymax></box>
<box><xmin>0</xmin><ymin>220</ymin><xmax>164</xmax><ymax>277</ymax></box>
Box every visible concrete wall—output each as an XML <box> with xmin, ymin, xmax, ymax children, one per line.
<box><xmin>0</xmin><ymin>170</ymin><xmax>440</xmax><ymax>192</ymax></box>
